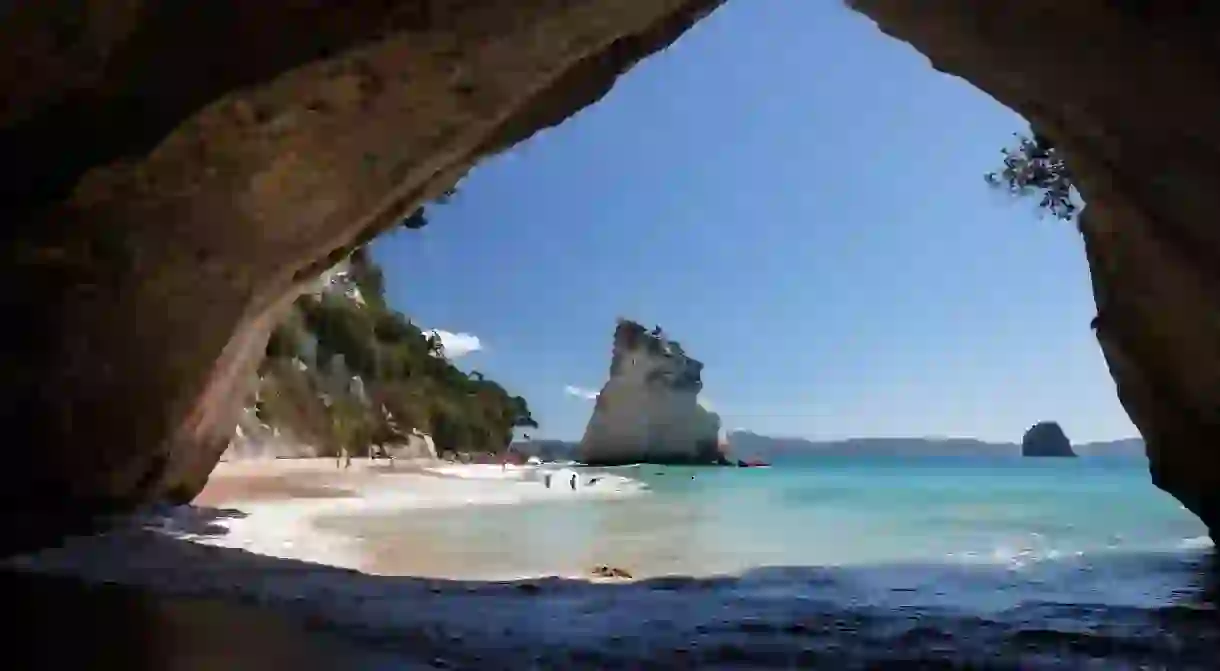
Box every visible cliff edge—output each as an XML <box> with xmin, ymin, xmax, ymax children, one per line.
<box><xmin>577</xmin><ymin>320</ymin><xmax>722</xmax><ymax>465</ymax></box>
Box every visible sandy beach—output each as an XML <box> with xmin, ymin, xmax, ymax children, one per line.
<box><xmin>7</xmin><ymin>458</ymin><xmax>1220</xmax><ymax>669</ymax></box>
<box><xmin>184</xmin><ymin>457</ymin><xmax>642</xmax><ymax>577</ymax></box>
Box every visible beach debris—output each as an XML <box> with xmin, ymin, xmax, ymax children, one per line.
<box><xmin>590</xmin><ymin>565</ymin><xmax>633</xmax><ymax>580</ymax></box>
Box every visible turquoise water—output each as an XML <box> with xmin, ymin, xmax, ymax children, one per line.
<box><xmin>307</xmin><ymin>456</ymin><xmax>1220</xmax><ymax>667</ymax></box>
<box><xmin>342</xmin><ymin>456</ymin><xmax>1207</xmax><ymax>580</ymax></box>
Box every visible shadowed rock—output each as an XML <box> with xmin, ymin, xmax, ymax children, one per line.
<box><xmin>0</xmin><ymin>0</ymin><xmax>725</xmax><ymax>554</ymax></box>
<box><xmin>1021</xmin><ymin>422</ymin><xmax>1076</xmax><ymax>458</ymax></box>
<box><xmin>2</xmin><ymin>0</ymin><xmax>1220</xmax><ymax>550</ymax></box>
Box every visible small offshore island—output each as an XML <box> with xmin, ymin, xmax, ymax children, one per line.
<box><xmin>1021</xmin><ymin>421</ymin><xmax>1077</xmax><ymax>458</ymax></box>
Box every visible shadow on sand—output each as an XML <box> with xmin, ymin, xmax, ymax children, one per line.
<box><xmin>4</xmin><ymin>513</ymin><xmax>1220</xmax><ymax>670</ymax></box>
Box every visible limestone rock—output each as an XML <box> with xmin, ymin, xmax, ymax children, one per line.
<box><xmin>577</xmin><ymin>320</ymin><xmax>722</xmax><ymax>465</ymax></box>
<box><xmin>1021</xmin><ymin>422</ymin><xmax>1076</xmax><ymax>458</ymax></box>
<box><xmin>382</xmin><ymin>430</ymin><xmax>439</xmax><ymax>462</ymax></box>
<box><xmin>222</xmin><ymin>406</ymin><xmax>322</xmax><ymax>461</ymax></box>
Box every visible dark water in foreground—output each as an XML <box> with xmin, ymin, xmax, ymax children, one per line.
<box><xmin>0</xmin><ymin>571</ymin><xmax>393</xmax><ymax>670</ymax></box>
<box><xmin>9</xmin><ymin>542</ymin><xmax>1220</xmax><ymax>669</ymax></box>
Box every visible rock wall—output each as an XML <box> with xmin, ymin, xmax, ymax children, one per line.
<box><xmin>222</xmin><ymin>407</ymin><xmax>323</xmax><ymax>461</ymax></box>
<box><xmin>3</xmin><ymin>0</ymin><xmax>1220</xmax><ymax>549</ymax></box>
<box><xmin>850</xmin><ymin>0</ymin><xmax>1220</xmax><ymax>539</ymax></box>
<box><xmin>1021</xmin><ymin>422</ymin><xmax>1076</xmax><ymax>458</ymax></box>
<box><xmin>577</xmin><ymin>320</ymin><xmax>722</xmax><ymax>465</ymax></box>
<box><xmin>385</xmin><ymin>430</ymin><xmax>440</xmax><ymax>462</ymax></box>
<box><xmin>0</xmin><ymin>0</ymin><xmax>725</xmax><ymax>553</ymax></box>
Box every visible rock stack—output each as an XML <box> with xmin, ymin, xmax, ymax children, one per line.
<box><xmin>1021</xmin><ymin>421</ymin><xmax>1076</xmax><ymax>458</ymax></box>
<box><xmin>577</xmin><ymin>320</ymin><xmax>722</xmax><ymax>465</ymax></box>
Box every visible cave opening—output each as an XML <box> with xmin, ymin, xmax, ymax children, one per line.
<box><xmin>1</xmin><ymin>0</ymin><xmax>1218</xmax><ymax>577</ymax></box>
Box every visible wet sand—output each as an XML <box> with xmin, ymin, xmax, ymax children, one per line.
<box><xmin>193</xmin><ymin>475</ymin><xmax>359</xmax><ymax>505</ymax></box>
<box><xmin>187</xmin><ymin>458</ymin><xmax>641</xmax><ymax>577</ymax></box>
<box><xmin>9</xmin><ymin>525</ymin><xmax>1220</xmax><ymax>669</ymax></box>
<box><xmin>10</xmin><ymin>458</ymin><xmax>1220</xmax><ymax>668</ymax></box>
<box><xmin>195</xmin><ymin>458</ymin><xmax>399</xmax><ymax>506</ymax></box>
<box><xmin>1</xmin><ymin>456</ymin><xmax>1218</xmax><ymax>668</ymax></box>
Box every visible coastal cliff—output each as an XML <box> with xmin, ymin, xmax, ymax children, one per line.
<box><xmin>1021</xmin><ymin>422</ymin><xmax>1076</xmax><ymax>458</ymax></box>
<box><xmin>3</xmin><ymin>0</ymin><xmax>1220</xmax><ymax>550</ymax></box>
<box><xmin>577</xmin><ymin>320</ymin><xmax>723</xmax><ymax>465</ymax></box>
<box><xmin>232</xmin><ymin>247</ymin><xmax>533</xmax><ymax>462</ymax></box>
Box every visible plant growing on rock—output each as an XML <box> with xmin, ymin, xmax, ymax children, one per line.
<box><xmin>985</xmin><ymin>132</ymin><xmax>1079</xmax><ymax>221</ymax></box>
<box><xmin>252</xmin><ymin>240</ymin><xmax>535</xmax><ymax>456</ymax></box>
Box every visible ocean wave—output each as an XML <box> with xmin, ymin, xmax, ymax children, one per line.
<box><xmin>417</xmin><ymin>463</ymin><xmax>650</xmax><ymax>500</ymax></box>
<box><xmin>12</xmin><ymin>531</ymin><xmax>1220</xmax><ymax>670</ymax></box>
<box><xmin>1178</xmin><ymin>536</ymin><xmax>1214</xmax><ymax>550</ymax></box>
<box><xmin>946</xmin><ymin>533</ymin><xmax>1085</xmax><ymax>570</ymax></box>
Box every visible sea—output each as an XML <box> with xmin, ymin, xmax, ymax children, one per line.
<box><xmin>12</xmin><ymin>456</ymin><xmax>1220</xmax><ymax>670</ymax></box>
<box><xmin>302</xmin><ymin>455</ymin><xmax>1220</xmax><ymax>669</ymax></box>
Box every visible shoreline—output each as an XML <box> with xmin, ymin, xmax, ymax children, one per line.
<box><xmin>187</xmin><ymin>457</ymin><xmax>645</xmax><ymax>579</ymax></box>
<box><xmin>6</xmin><ymin>505</ymin><xmax>1217</xmax><ymax>670</ymax></box>
<box><xmin>5</xmin><ymin>458</ymin><xmax>1219</xmax><ymax>668</ymax></box>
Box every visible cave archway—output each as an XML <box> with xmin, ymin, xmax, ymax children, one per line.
<box><xmin>2</xmin><ymin>0</ymin><xmax>1219</xmax><ymax>553</ymax></box>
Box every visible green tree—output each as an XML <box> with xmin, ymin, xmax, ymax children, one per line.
<box><xmin>328</xmin><ymin>391</ymin><xmax>374</xmax><ymax>458</ymax></box>
<box><xmin>254</xmin><ymin>236</ymin><xmax>536</xmax><ymax>458</ymax></box>
<box><xmin>985</xmin><ymin>132</ymin><xmax>1079</xmax><ymax>221</ymax></box>
<box><xmin>346</xmin><ymin>247</ymin><xmax>387</xmax><ymax>309</ymax></box>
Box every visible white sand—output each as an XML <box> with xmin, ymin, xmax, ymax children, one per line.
<box><xmin>185</xmin><ymin>458</ymin><xmax>644</xmax><ymax>574</ymax></box>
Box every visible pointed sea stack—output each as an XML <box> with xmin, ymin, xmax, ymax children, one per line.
<box><xmin>576</xmin><ymin>320</ymin><xmax>721</xmax><ymax>465</ymax></box>
<box><xmin>1021</xmin><ymin>421</ymin><xmax>1076</xmax><ymax>458</ymax></box>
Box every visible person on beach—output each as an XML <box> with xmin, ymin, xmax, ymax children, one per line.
<box><xmin>570</xmin><ymin>473</ymin><xmax>577</xmax><ymax>491</ymax></box>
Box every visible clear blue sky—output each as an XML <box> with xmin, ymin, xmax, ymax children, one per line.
<box><xmin>371</xmin><ymin>1</ymin><xmax>1136</xmax><ymax>443</ymax></box>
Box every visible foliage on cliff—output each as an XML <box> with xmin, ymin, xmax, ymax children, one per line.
<box><xmin>986</xmin><ymin>132</ymin><xmax>1079</xmax><ymax>221</ymax></box>
<box><xmin>254</xmin><ymin>246</ymin><xmax>536</xmax><ymax>457</ymax></box>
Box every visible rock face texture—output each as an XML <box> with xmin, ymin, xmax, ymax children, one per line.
<box><xmin>0</xmin><ymin>0</ymin><xmax>725</xmax><ymax>552</ymax></box>
<box><xmin>577</xmin><ymin>320</ymin><xmax>722</xmax><ymax>465</ymax></box>
<box><xmin>4</xmin><ymin>0</ymin><xmax>1220</xmax><ymax>548</ymax></box>
<box><xmin>850</xmin><ymin>0</ymin><xmax>1220</xmax><ymax>540</ymax></box>
<box><xmin>1021</xmin><ymin>422</ymin><xmax>1076</xmax><ymax>458</ymax></box>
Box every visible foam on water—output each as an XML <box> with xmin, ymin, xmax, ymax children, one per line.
<box><xmin>10</xmin><ymin>456</ymin><xmax>1220</xmax><ymax>669</ymax></box>
<box><xmin>1179</xmin><ymin>535</ymin><xmax>1214</xmax><ymax>550</ymax></box>
<box><xmin>187</xmin><ymin>464</ymin><xmax>648</xmax><ymax>571</ymax></box>
<box><xmin>320</xmin><ymin>456</ymin><xmax>1210</xmax><ymax>581</ymax></box>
